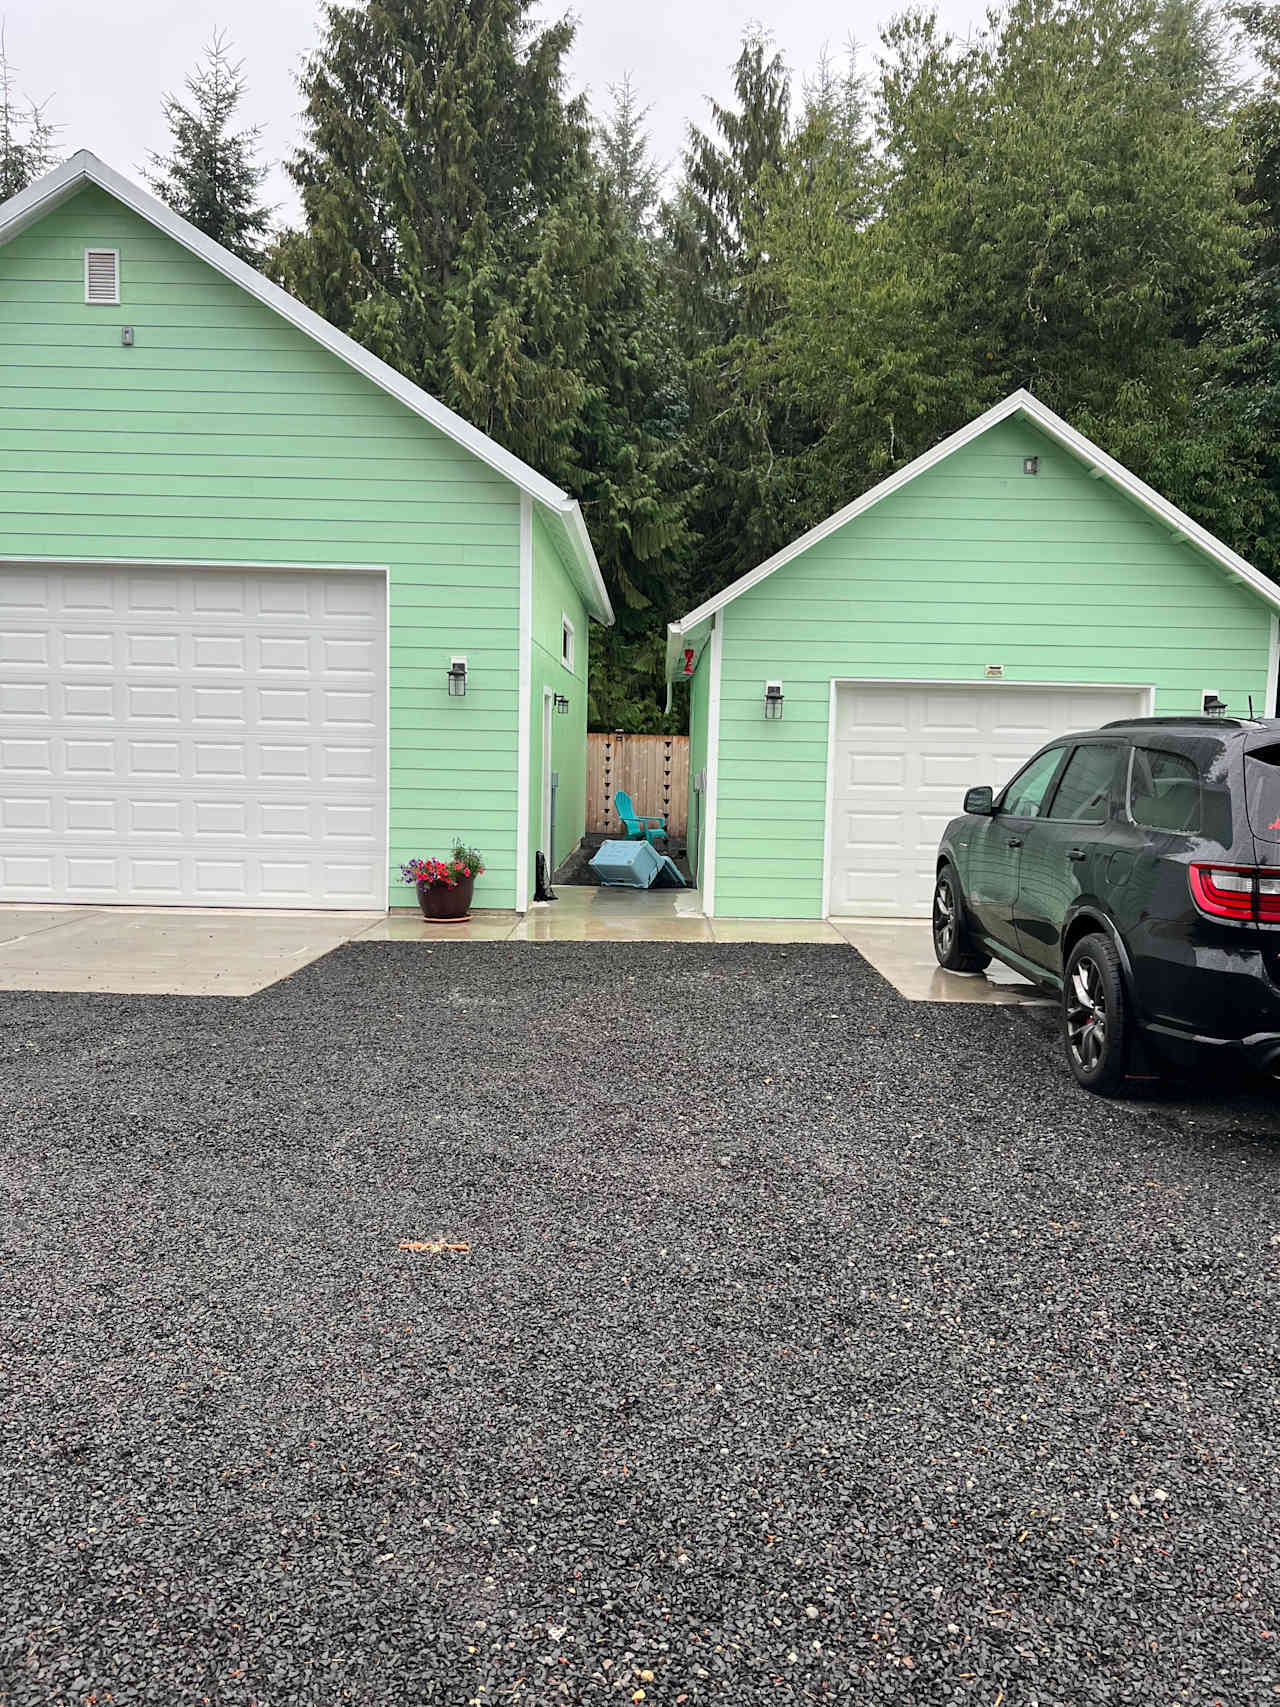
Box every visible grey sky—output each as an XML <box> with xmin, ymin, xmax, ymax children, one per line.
<box><xmin>6</xmin><ymin>0</ymin><xmax>990</xmax><ymax>221</ymax></box>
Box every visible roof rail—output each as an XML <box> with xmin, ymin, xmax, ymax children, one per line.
<box><xmin>1100</xmin><ymin>714</ymin><xmax>1264</xmax><ymax>730</ymax></box>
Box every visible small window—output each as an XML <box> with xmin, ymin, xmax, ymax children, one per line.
<box><xmin>1001</xmin><ymin>746</ymin><xmax>1065</xmax><ymax>819</ymax></box>
<box><xmin>84</xmin><ymin>248</ymin><xmax>120</xmax><ymax>305</ymax></box>
<box><xmin>1047</xmin><ymin>743</ymin><xmax>1122</xmax><ymax>823</ymax></box>
<box><xmin>1129</xmin><ymin>746</ymin><xmax>1203</xmax><ymax>833</ymax></box>
<box><xmin>1246</xmin><ymin>744</ymin><xmax>1280</xmax><ymax>843</ymax></box>
<box><xmin>560</xmin><ymin>615</ymin><xmax>575</xmax><ymax>672</ymax></box>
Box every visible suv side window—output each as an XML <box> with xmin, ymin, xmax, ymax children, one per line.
<box><xmin>1047</xmin><ymin>743</ymin><xmax>1123</xmax><ymax>823</ymax></box>
<box><xmin>1129</xmin><ymin>746</ymin><xmax>1202</xmax><ymax>833</ymax></box>
<box><xmin>1001</xmin><ymin>746</ymin><xmax>1066</xmax><ymax>819</ymax></box>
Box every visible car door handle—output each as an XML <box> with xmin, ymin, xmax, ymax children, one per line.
<box><xmin>1006</xmin><ymin>835</ymin><xmax>1023</xmax><ymax>848</ymax></box>
<box><xmin>1068</xmin><ymin>847</ymin><xmax>1087</xmax><ymax>862</ymax></box>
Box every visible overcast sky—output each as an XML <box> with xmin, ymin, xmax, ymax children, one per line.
<box><xmin>5</xmin><ymin>0</ymin><xmax>990</xmax><ymax>222</ymax></box>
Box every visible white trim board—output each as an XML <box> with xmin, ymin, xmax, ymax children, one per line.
<box><xmin>701</xmin><ymin>613</ymin><xmax>724</xmax><ymax>916</ymax></box>
<box><xmin>1268</xmin><ymin>614</ymin><xmax>1279</xmax><ymax>717</ymax></box>
<box><xmin>666</xmin><ymin>388</ymin><xmax>1280</xmax><ymax>676</ymax></box>
<box><xmin>0</xmin><ymin>150</ymin><xmax>613</xmax><ymax>627</ymax></box>
<box><xmin>818</xmin><ymin>676</ymin><xmax>1156</xmax><ymax>919</ymax></box>
<box><xmin>515</xmin><ymin>495</ymin><xmax>533</xmax><ymax>913</ymax></box>
<box><xmin>0</xmin><ymin>553</ymin><xmax>392</xmax><ymax>574</ymax></box>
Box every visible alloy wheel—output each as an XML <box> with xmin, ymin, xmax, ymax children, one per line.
<box><xmin>1066</xmin><ymin>954</ymin><xmax>1108</xmax><ymax>1073</ymax></box>
<box><xmin>933</xmin><ymin>875</ymin><xmax>956</xmax><ymax>959</ymax></box>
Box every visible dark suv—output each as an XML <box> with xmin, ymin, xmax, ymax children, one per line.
<box><xmin>933</xmin><ymin>716</ymin><xmax>1280</xmax><ymax>1093</ymax></box>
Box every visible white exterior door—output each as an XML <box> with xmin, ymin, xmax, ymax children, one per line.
<box><xmin>827</xmin><ymin>680</ymin><xmax>1150</xmax><ymax>918</ymax></box>
<box><xmin>0</xmin><ymin>565</ymin><xmax>387</xmax><ymax>908</ymax></box>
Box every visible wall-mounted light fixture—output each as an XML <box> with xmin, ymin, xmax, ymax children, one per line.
<box><xmin>553</xmin><ymin>693</ymin><xmax>569</xmax><ymax>715</ymax></box>
<box><xmin>447</xmin><ymin>657</ymin><xmax>468</xmax><ymax>697</ymax></box>
<box><xmin>1023</xmin><ymin>455</ymin><xmax>1040</xmax><ymax>476</ymax></box>
<box><xmin>1202</xmin><ymin>691</ymin><xmax>1228</xmax><ymax>717</ymax></box>
<box><xmin>763</xmin><ymin>680</ymin><xmax>784</xmax><ymax>721</ymax></box>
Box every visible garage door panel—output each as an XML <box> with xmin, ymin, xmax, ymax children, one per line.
<box><xmin>0</xmin><ymin>565</ymin><xmax>387</xmax><ymax>907</ymax></box>
<box><xmin>829</xmin><ymin>681</ymin><xmax>1148</xmax><ymax>917</ymax></box>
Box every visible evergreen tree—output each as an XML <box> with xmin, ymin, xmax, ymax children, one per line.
<box><xmin>0</xmin><ymin>34</ymin><xmax>57</xmax><ymax>199</ymax></box>
<box><xmin>597</xmin><ymin>74</ymin><xmax>662</xmax><ymax>235</ymax></box>
<box><xmin>712</xmin><ymin>0</ymin><xmax>1261</xmax><ymax>564</ymax></box>
<box><xmin>146</xmin><ymin>32</ymin><xmax>271</xmax><ymax>265</ymax></box>
<box><xmin>659</xmin><ymin>29</ymin><xmax>795</xmax><ymax>603</ymax></box>
<box><xmin>274</xmin><ymin>0</ymin><xmax>690</xmax><ymax>730</ymax></box>
<box><xmin>662</xmin><ymin>29</ymin><xmax>791</xmax><ymax>353</ymax></box>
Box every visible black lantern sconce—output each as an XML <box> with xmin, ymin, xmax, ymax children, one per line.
<box><xmin>553</xmin><ymin>693</ymin><xmax>570</xmax><ymax>715</ymax></box>
<box><xmin>1202</xmin><ymin>692</ymin><xmax>1228</xmax><ymax>717</ymax></box>
<box><xmin>447</xmin><ymin>657</ymin><xmax>468</xmax><ymax>697</ymax></box>
<box><xmin>763</xmin><ymin>680</ymin><xmax>784</xmax><ymax>721</ymax></box>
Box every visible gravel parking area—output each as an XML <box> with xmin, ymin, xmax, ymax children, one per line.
<box><xmin>2</xmin><ymin>942</ymin><xmax>1278</xmax><ymax>1705</ymax></box>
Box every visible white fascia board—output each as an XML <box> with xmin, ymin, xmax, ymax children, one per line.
<box><xmin>664</xmin><ymin>615</ymin><xmax>711</xmax><ymax>680</ymax></box>
<box><xmin>0</xmin><ymin>151</ymin><xmax>614</xmax><ymax>615</ymax></box>
<box><xmin>670</xmin><ymin>387</ymin><xmax>1280</xmax><ymax>653</ymax></box>
<box><xmin>545</xmin><ymin>500</ymin><xmax>615</xmax><ymax>626</ymax></box>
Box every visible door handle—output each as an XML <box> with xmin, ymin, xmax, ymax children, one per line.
<box><xmin>1068</xmin><ymin>847</ymin><xmax>1087</xmax><ymax>862</ymax></box>
<box><xmin>1007</xmin><ymin>835</ymin><xmax>1023</xmax><ymax>849</ymax></box>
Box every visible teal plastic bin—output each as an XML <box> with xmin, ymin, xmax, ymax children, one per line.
<box><xmin>589</xmin><ymin>839</ymin><xmax>685</xmax><ymax>888</ymax></box>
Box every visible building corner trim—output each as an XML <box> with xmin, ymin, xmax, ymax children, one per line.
<box><xmin>516</xmin><ymin>495</ymin><xmax>533</xmax><ymax>912</ymax></box>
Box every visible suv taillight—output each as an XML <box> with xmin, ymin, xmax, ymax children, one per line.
<box><xmin>1189</xmin><ymin>864</ymin><xmax>1280</xmax><ymax>923</ymax></box>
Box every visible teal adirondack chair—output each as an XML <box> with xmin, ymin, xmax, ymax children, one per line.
<box><xmin>614</xmin><ymin>789</ymin><xmax>666</xmax><ymax>847</ymax></box>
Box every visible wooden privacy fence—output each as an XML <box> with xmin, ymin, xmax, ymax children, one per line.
<box><xmin>587</xmin><ymin>733</ymin><xmax>690</xmax><ymax>838</ymax></box>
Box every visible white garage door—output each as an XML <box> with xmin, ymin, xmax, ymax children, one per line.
<box><xmin>827</xmin><ymin>680</ymin><xmax>1150</xmax><ymax>918</ymax></box>
<box><xmin>0</xmin><ymin>565</ymin><xmax>387</xmax><ymax>908</ymax></box>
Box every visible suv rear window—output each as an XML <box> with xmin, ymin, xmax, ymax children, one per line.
<box><xmin>1245</xmin><ymin>744</ymin><xmax>1280</xmax><ymax>844</ymax></box>
<box><xmin>1129</xmin><ymin>747</ymin><xmax>1202</xmax><ymax>833</ymax></box>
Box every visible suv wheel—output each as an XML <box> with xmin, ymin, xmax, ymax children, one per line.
<box><xmin>932</xmin><ymin>865</ymin><xmax>991</xmax><ymax>973</ymax></box>
<box><xmin>1063</xmin><ymin>933</ymin><xmax>1130</xmax><ymax>1094</ymax></box>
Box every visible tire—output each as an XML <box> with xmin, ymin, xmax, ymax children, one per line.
<box><xmin>1063</xmin><ymin>932</ymin><xmax>1131</xmax><ymax>1095</ymax></box>
<box><xmin>932</xmin><ymin>864</ymin><xmax>991</xmax><ymax>973</ymax></box>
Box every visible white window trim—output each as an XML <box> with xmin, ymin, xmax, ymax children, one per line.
<box><xmin>83</xmin><ymin>246</ymin><xmax>119</xmax><ymax>305</ymax></box>
<box><xmin>561</xmin><ymin>613</ymin><xmax>576</xmax><ymax>673</ymax></box>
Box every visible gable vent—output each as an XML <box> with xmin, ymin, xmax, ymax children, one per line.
<box><xmin>84</xmin><ymin>248</ymin><xmax>119</xmax><ymax>304</ymax></box>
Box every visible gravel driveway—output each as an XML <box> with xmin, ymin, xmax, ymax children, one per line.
<box><xmin>2</xmin><ymin>942</ymin><xmax>1278</xmax><ymax>1705</ymax></box>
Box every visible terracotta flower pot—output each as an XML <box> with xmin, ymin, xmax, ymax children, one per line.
<box><xmin>416</xmin><ymin>874</ymin><xmax>475</xmax><ymax>921</ymax></box>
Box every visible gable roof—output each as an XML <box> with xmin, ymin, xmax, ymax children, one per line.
<box><xmin>666</xmin><ymin>388</ymin><xmax>1280</xmax><ymax>677</ymax></box>
<box><xmin>0</xmin><ymin>150</ymin><xmax>614</xmax><ymax>625</ymax></box>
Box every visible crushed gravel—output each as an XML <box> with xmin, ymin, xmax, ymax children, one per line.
<box><xmin>1</xmin><ymin>940</ymin><xmax>1278</xmax><ymax>1706</ymax></box>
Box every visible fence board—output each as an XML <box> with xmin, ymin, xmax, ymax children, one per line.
<box><xmin>587</xmin><ymin>733</ymin><xmax>689</xmax><ymax>838</ymax></box>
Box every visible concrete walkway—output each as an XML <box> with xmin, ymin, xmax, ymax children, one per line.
<box><xmin>0</xmin><ymin>887</ymin><xmax>1044</xmax><ymax>1003</ymax></box>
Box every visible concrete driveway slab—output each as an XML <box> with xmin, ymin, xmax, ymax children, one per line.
<box><xmin>832</xmin><ymin>917</ymin><xmax>1051</xmax><ymax>1004</ymax></box>
<box><xmin>0</xmin><ymin>905</ymin><xmax>98</xmax><ymax>945</ymax></box>
<box><xmin>0</xmin><ymin>906</ymin><xmax>383</xmax><ymax>996</ymax></box>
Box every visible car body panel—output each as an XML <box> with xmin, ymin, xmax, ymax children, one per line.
<box><xmin>937</xmin><ymin>716</ymin><xmax>1280</xmax><ymax>1070</ymax></box>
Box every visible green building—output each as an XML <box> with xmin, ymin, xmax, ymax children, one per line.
<box><xmin>670</xmin><ymin>392</ymin><xmax>1280</xmax><ymax>919</ymax></box>
<box><xmin>0</xmin><ymin>152</ymin><xmax>612</xmax><ymax>912</ymax></box>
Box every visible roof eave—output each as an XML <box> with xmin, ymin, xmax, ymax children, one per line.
<box><xmin>668</xmin><ymin>388</ymin><xmax>1280</xmax><ymax>667</ymax></box>
<box><xmin>0</xmin><ymin>152</ymin><xmax>614</xmax><ymax>604</ymax></box>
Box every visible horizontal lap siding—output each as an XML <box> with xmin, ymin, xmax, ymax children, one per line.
<box><xmin>529</xmin><ymin>510</ymin><xmax>589</xmax><ymax>889</ymax></box>
<box><xmin>713</xmin><ymin>417</ymin><xmax>1275</xmax><ymax>918</ymax></box>
<box><xmin>0</xmin><ymin>187</ymin><xmax>522</xmax><ymax>907</ymax></box>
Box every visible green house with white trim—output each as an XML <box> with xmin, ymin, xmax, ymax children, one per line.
<box><xmin>669</xmin><ymin>392</ymin><xmax>1280</xmax><ymax>920</ymax></box>
<box><xmin>0</xmin><ymin>151</ymin><xmax>613</xmax><ymax>913</ymax></box>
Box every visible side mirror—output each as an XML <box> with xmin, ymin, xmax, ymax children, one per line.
<box><xmin>964</xmin><ymin>785</ymin><xmax>995</xmax><ymax>816</ymax></box>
